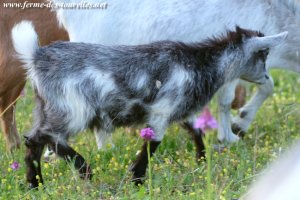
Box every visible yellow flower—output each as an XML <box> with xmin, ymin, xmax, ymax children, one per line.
<box><xmin>220</xmin><ymin>195</ymin><xmax>226</xmax><ymax>200</ymax></box>
<box><xmin>96</xmin><ymin>154</ymin><xmax>100</xmax><ymax>160</ymax></box>
<box><xmin>155</xmin><ymin>187</ymin><xmax>161</xmax><ymax>193</ymax></box>
<box><xmin>44</xmin><ymin>163</ymin><xmax>49</xmax><ymax>169</ymax></box>
<box><xmin>189</xmin><ymin>192</ymin><xmax>196</xmax><ymax>196</ymax></box>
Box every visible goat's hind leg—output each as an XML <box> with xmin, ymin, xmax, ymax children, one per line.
<box><xmin>48</xmin><ymin>138</ymin><xmax>92</xmax><ymax>180</ymax></box>
<box><xmin>24</xmin><ymin>131</ymin><xmax>47</xmax><ymax>188</ymax></box>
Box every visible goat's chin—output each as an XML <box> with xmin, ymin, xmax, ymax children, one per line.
<box><xmin>240</xmin><ymin>78</ymin><xmax>266</xmax><ymax>85</ymax></box>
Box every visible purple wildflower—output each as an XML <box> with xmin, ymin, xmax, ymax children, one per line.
<box><xmin>10</xmin><ymin>161</ymin><xmax>20</xmax><ymax>170</ymax></box>
<box><xmin>194</xmin><ymin>107</ymin><xmax>218</xmax><ymax>133</ymax></box>
<box><xmin>140</xmin><ymin>127</ymin><xmax>156</xmax><ymax>141</ymax></box>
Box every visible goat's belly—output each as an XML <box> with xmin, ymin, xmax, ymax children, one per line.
<box><xmin>106</xmin><ymin>103</ymin><xmax>148</xmax><ymax>127</ymax></box>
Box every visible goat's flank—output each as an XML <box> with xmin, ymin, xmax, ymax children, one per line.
<box><xmin>12</xmin><ymin>21</ymin><xmax>286</xmax><ymax>187</ymax></box>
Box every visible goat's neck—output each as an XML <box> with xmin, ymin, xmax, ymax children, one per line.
<box><xmin>188</xmin><ymin>47</ymin><xmax>243</xmax><ymax>101</ymax></box>
<box><xmin>217</xmin><ymin>49</ymin><xmax>244</xmax><ymax>87</ymax></box>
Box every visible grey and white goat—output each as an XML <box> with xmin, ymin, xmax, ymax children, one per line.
<box><xmin>54</xmin><ymin>0</ymin><xmax>300</xmax><ymax>143</ymax></box>
<box><xmin>12</xmin><ymin>21</ymin><xmax>286</xmax><ymax>187</ymax></box>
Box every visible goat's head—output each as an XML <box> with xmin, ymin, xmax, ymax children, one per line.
<box><xmin>238</xmin><ymin>27</ymin><xmax>288</xmax><ymax>84</ymax></box>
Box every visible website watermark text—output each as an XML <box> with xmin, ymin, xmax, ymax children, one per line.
<box><xmin>2</xmin><ymin>1</ymin><xmax>108</xmax><ymax>9</ymax></box>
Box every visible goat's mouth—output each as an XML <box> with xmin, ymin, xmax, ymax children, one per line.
<box><xmin>241</xmin><ymin>77</ymin><xmax>265</xmax><ymax>85</ymax></box>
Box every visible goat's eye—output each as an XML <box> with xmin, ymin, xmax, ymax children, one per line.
<box><xmin>257</xmin><ymin>49</ymin><xmax>269</xmax><ymax>59</ymax></box>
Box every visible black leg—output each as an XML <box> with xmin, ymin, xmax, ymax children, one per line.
<box><xmin>24</xmin><ymin>135</ymin><xmax>45</xmax><ymax>189</ymax></box>
<box><xmin>49</xmin><ymin>141</ymin><xmax>92</xmax><ymax>180</ymax></box>
<box><xmin>180</xmin><ymin>121</ymin><xmax>205</xmax><ymax>161</ymax></box>
<box><xmin>130</xmin><ymin>141</ymin><xmax>161</xmax><ymax>185</ymax></box>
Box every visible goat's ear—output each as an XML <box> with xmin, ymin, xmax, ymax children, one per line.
<box><xmin>235</xmin><ymin>26</ymin><xmax>243</xmax><ymax>33</ymax></box>
<box><xmin>235</xmin><ymin>26</ymin><xmax>247</xmax><ymax>43</ymax></box>
<box><xmin>247</xmin><ymin>31</ymin><xmax>288</xmax><ymax>52</ymax></box>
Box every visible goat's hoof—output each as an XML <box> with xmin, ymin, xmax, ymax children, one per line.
<box><xmin>131</xmin><ymin>175</ymin><xmax>145</xmax><ymax>186</ymax></box>
<box><xmin>79</xmin><ymin>172</ymin><xmax>93</xmax><ymax>180</ymax></box>
<box><xmin>231</xmin><ymin>123</ymin><xmax>246</xmax><ymax>138</ymax></box>
<box><xmin>196</xmin><ymin>152</ymin><xmax>206</xmax><ymax>163</ymax></box>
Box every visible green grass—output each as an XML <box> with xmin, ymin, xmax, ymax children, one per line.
<box><xmin>0</xmin><ymin>70</ymin><xmax>300</xmax><ymax>199</ymax></box>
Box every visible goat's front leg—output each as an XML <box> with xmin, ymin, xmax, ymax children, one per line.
<box><xmin>180</xmin><ymin>120</ymin><xmax>205</xmax><ymax>161</ymax></box>
<box><xmin>217</xmin><ymin>80</ymin><xmax>240</xmax><ymax>143</ymax></box>
<box><xmin>130</xmin><ymin>115</ymin><xmax>167</xmax><ymax>185</ymax></box>
<box><xmin>130</xmin><ymin>140</ymin><xmax>161</xmax><ymax>185</ymax></box>
<box><xmin>232</xmin><ymin>77</ymin><xmax>274</xmax><ymax>136</ymax></box>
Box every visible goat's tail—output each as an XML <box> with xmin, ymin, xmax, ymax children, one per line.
<box><xmin>11</xmin><ymin>20</ymin><xmax>39</xmax><ymax>70</ymax></box>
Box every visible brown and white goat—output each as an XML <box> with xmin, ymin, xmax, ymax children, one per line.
<box><xmin>0</xmin><ymin>0</ymin><xmax>68</xmax><ymax>151</ymax></box>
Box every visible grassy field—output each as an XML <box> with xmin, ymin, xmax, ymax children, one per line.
<box><xmin>0</xmin><ymin>70</ymin><xmax>300</xmax><ymax>200</ymax></box>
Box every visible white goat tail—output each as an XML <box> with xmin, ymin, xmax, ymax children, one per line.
<box><xmin>11</xmin><ymin>20</ymin><xmax>39</xmax><ymax>69</ymax></box>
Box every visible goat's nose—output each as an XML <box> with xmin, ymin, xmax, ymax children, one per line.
<box><xmin>265</xmin><ymin>74</ymin><xmax>270</xmax><ymax>79</ymax></box>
